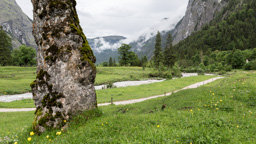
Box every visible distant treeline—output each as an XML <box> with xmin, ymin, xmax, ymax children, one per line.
<box><xmin>0</xmin><ymin>26</ymin><xmax>36</xmax><ymax>66</ymax></box>
<box><xmin>100</xmin><ymin>44</ymin><xmax>148</xmax><ymax>67</ymax></box>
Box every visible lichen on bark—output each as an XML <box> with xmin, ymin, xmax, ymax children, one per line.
<box><xmin>31</xmin><ymin>0</ymin><xmax>97</xmax><ymax>134</ymax></box>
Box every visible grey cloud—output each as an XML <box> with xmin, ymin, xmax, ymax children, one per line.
<box><xmin>15</xmin><ymin>0</ymin><xmax>189</xmax><ymax>39</ymax></box>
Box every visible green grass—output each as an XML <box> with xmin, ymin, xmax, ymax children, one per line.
<box><xmin>0</xmin><ymin>99</ymin><xmax>35</xmax><ymax>108</ymax></box>
<box><xmin>0</xmin><ymin>111</ymin><xmax>34</xmax><ymax>142</ymax></box>
<box><xmin>0</xmin><ymin>75</ymin><xmax>215</xmax><ymax>108</ymax></box>
<box><xmin>0</xmin><ymin>66</ymin><xmax>36</xmax><ymax>95</ymax></box>
<box><xmin>0</xmin><ymin>66</ymin><xmax>153</xmax><ymax>96</ymax></box>
<box><xmin>95</xmin><ymin>67</ymin><xmax>153</xmax><ymax>85</ymax></box>
<box><xmin>96</xmin><ymin>75</ymin><xmax>215</xmax><ymax>103</ymax></box>
<box><xmin>2</xmin><ymin>71</ymin><xmax>256</xmax><ymax>143</ymax></box>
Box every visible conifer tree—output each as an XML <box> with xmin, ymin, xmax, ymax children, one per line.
<box><xmin>118</xmin><ymin>44</ymin><xmax>131</xmax><ymax>66</ymax></box>
<box><xmin>0</xmin><ymin>26</ymin><xmax>12</xmax><ymax>66</ymax></box>
<box><xmin>164</xmin><ymin>33</ymin><xmax>176</xmax><ymax>68</ymax></box>
<box><xmin>113</xmin><ymin>58</ymin><xmax>116</xmax><ymax>67</ymax></box>
<box><xmin>109</xmin><ymin>57</ymin><xmax>113</xmax><ymax>67</ymax></box>
<box><xmin>153</xmin><ymin>31</ymin><xmax>163</xmax><ymax>69</ymax></box>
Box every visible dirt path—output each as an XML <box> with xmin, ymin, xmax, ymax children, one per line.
<box><xmin>0</xmin><ymin>77</ymin><xmax>223</xmax><ymax>112</ymax></box>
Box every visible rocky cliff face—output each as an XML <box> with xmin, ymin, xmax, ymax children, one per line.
<box><xmin>0</xmin><ymin>0</ymin><xmax>36</xmax><ymax>49</ymax></box>
<box><xmin>172</xmin><ymin>0</ymin><xmax>228</xmax><ymax>44</ymax></box>
<box><xmin>129</xmin><ymin>0</ymin><xmax>228</xmax><ymax>59</ymax></box>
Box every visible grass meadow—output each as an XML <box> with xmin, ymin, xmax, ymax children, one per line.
<box><xmin>0</xmin><ymin>67</ymin><xmax>36</xmax><ymax>95</ymax></box>
<box><xmin>1</xmin><ymin>71</ymin><xmax>256</xmax><ymax>143</ymax></box>
<box><xmin>0</xmin><ymin>66</ymin><xmax>153</xmax><ymax>96</ymax></box>
<box><xmin>0</xmin><ymin>75</ymin><xmax>215</xmax><ymax>108</ymax></box>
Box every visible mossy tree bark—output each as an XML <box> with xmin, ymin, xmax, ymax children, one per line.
<box><xmin>31</xmin><ymin>0</ymin><xmax>97</xmax><ymax>133</ymax></box>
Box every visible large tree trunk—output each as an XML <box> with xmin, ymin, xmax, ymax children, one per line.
<box><xmin>31</xmin><ymin>0</ymin><xmax>97</xmax><ymax>133</ymax></box>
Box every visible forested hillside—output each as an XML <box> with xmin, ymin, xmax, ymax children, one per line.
<box><xmin>175</xmin><ymin>0</ymin><xmax>256</xmax><ymax>60</ymax></box>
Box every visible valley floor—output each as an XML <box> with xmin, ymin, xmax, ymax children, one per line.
<box><xmin>1</xmin><ymin>71</ymin><xmax>256</xmax><ymax>143</ymax></box>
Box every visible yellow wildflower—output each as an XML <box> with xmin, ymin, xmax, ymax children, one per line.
<box><xmin>56</xmin><ymin>132</ymin><xmax>61</xmax><ymax>135</ymax></box>
<box><xmin>28</xmin><ymin>137</ymin><xmax>31</xmax><ymax>141</ymax></box>
<box><xmin>220</xmin><ymin>100</ymin><xmax>223</xmax><ymax>102</ymax></box>
<box><xmin>30</xmin><ymin>131</ymin><xmax>34</xmax><ymax>136</ymax></box>
<box><xmin>49</xmin><ymin>139</ymin><xmax>51</xmax><ymax>142</ymax></box>
<box><xmin>190</xmin><ymin>109</ymin><xmax>193</xmax><ymax>112</ymax></box>
<box><xmin>64</xmin><ymin>120</ymin><xmax>66</xmax><ymax>123</ymax></box>
<box><xmin>157</xmin><ymin>125</ymin><xmax>160</xmax><ymax>128</ymax></box>
<box><xmin>213</xmin><ymin>93</ymin><xmax>215</xmax><ymax>96</ymax></box>
<box><xmin>237</xmin><ymin>125</ymin><xmax>239</xmax><ymax>128</ymax></box>
<box><xmin>176</xmin><ymin>141</ymin><xmax>179</xmax><ymax>143</ymax></box>
<box><xmin>102</xmin><ymin>123</ymin><xmax>104</xmax><ymax>126</ymax></box>
<box><xmin>46</xmin><ymin>135</ymin><xmax>49</xmax><ymax>139</ymax></box>
<box><xmin>216</xmin><ymin>108</ymin><xmax>219</xmax><ymax>110</ymax></box>
<box><xmin>14</xmin><ymin>142</ymin><xmax>17</xmax><ymax>144</ymax></box>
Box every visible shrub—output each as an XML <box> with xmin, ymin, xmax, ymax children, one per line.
<box><xmin>209</xmin><ymin>64</ymin><xmax>216</xmax><ymax>72</ymax></box>
<box><xmin>148</xmin><ymin>71</ymin><xmax>172</xmax><ymax>79</ymax></box>
<box><xmin>103</xmin><ymin>62</ymin><xmax>108</xmax><ymax>67</ymax></box>
<box><xmin>199</xmin><ymin>63</ymin><xmax>206</xmax><ymax>70</ymax></box>
<box><xmin>244</xmin><ymin>60</ymin><xmax>256</xmax><ymax>70</ymax></box>
<box><xmin>182</xmin><ymin>67</ymin><xmax>197</xmax><ymax>73</ymax></box>
<box><xmin>225</xmin><ymin>65</ymin><xmax>232</xmax><ymax>71</ymax></box>
<box><xmin>197</xmin><ymin>68</ymin><xmax>205</xmax><ymax>75</ymax></box>
<box><xmin>218</xmin><ymin>70</ymin><xmax>226</xmax><ymax>75</ymax></box>
<box><xmin>106</xmin><ymin>82</ymin><xmax>115</xmax><ymax>89</ymax></box>
<box><xmin>216</xmin><ymin>63</ymin><xmax>223</xmax><ymax>71</ymax></box>
<box><xmin>172</xmin><ymin>64</ymin><xmax>182</xmax><ymax>77</ymax></box>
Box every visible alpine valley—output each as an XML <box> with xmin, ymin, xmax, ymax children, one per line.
<box><xmin>1</xmin><ymin>0</ymin><xmax>255</xmax><ymax>65</ymax></box>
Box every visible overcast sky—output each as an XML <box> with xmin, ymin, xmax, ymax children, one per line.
<box><xmin>16</xmin><ymin>0</ymin><xmax>189</xmax><ymax>39</ymax></box>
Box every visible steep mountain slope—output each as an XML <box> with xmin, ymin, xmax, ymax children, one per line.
<box><xmin>88</xmin><ymin>36</ymin><xmax>126</xmax><ymax>64</ymax></box>
<box><xmin>128</xmin><ymin>18</ymin><xmax>177</xmax><ymax>59</ymax></box>
<box><xmin>0</xmin><ymin>0</ymin><xmax>36</xmax><ymax>49</ymax></box>
<box><xmin>175</xmin><ymin>0</ymin><xmax>256</xmax><ymax>58</ymax></box>
<box><xmin>172</xmin><ymin>0</ymin><xmax>228</xmax><ymax>44</ymax></box>
<box><xmin>74</xmin><ymin>0</ymin><xmax>228</xmax><ymax>63</ymax></box>
<box><xmin>130</xmin><ymin>0</ymin><xmax>228</xmax><ymax>59</ymax></box>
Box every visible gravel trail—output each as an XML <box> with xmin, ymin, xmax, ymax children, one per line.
<box><xmin>0</xmin><ymin>77</ymin><xmax>223</xmax><ymax>112</ymax></box>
